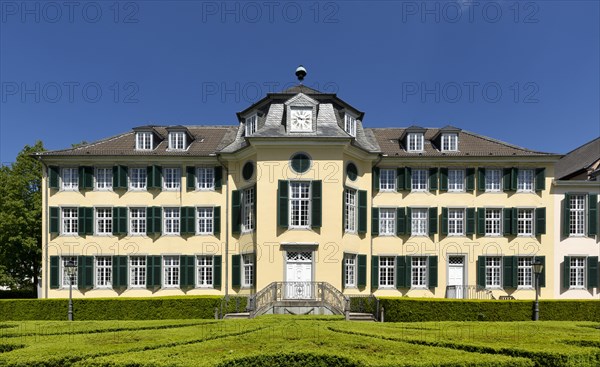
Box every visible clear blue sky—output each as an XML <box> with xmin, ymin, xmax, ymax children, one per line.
<box><xmin>1</xmin><ymin>0</ymin><xmax>599</xmax><ymax>163</ymax></box>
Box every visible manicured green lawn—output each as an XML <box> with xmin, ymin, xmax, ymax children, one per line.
<box><xmin>0</xmin><ymin>317</ymin><xmax>597</xmax><ymax>366</ymax></box>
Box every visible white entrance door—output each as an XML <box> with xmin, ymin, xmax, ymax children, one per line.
<box><xmin>285</xmin><ymin>251</ymin><xmax>313</xmax><ymax>299</ymax></box>
<box><xmin>448</xmin><ymin>256</ymin><xmax>465</xmax><ymax>299</ymax></box>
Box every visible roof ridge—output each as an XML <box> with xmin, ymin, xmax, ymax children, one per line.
<box><xmin>561</xmin><ymin>136</ymin><xmax>600</xmax><ymax>156</ymax></box>
<box><xmin>44</xmin><ymin>131</ymin><xmax>132</xmax><ymax>154</ymax></box>
<box><xmin>460</xmin><ymin>129</ymin><xmax>555</xmax><ymax>155</ymax></box>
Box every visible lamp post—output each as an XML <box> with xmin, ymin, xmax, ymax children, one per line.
<box><xmin>532</xmin><ymin>259</ymin><xmax>544</xmax><ymax>321</ymax></box>
<box><xmin>65</xmin><ymin>259</ymin><xmax>77</xmax><ymax>321</ymax></box>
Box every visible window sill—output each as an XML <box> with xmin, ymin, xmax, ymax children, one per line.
<box><xmin>517</xmin><ymin>234</ymin><xmax>535</xmax><ymax>238</ymax></box>
<box><xmin>484</xmin><ymin>190</ymin><xmax>502</xmax><ymax>194</ymax></box>
<box><xmin>129</xmin><ymin>233</ymin><xmax>146</xmax><ymax>237</ymax></box>
<box><xmin>93</xmin><ymin>188</ymin><xmax>113</xmax><ymax>192</ymax></box>
<box><xmin>287</xmin><ymin>227</ymin><xmax>311</xmax><ymax>231</ymax></box>
<box><xmin>568</xmin><ymin>286</ymin><xmax>586</xmax><ymax>290</ymax></box>
<box><xmin>196</xmin><ymin>233</ymin><xmax>214</xmax><ymax>236</ymax></box>
<box><xmin>128</xmin><ymin>188</ymin><xmax>148</xmax><ymax>192</ymax></box>
<box><xmin>344</xmin><ymin>285</ymin><xmax>358</xmax><ymax>289</ymax></box>
<box><xmin>197</xmin><ymin>285</ymin><xmax>214</xmax><ymax>289</ymax></box>
<box><xmin>162</xmin><ymin>286</ymin><xmax>180</xmax><ymax>290</ymax></box>
<box><xmin>162</xmin><ymin>188</ymin><xmax>181</xmax><ymax>192</ymax></box>
<box><xmin>410</xmin><ymin>190</ymin><xmax>428</xmax><ymax>193</ymax></box>
<box><xmin>162</xmin><ymin>233</ymin><xmax>181</xmax><ymax>237</ymax></box>
<box><xmin>94</xmin><ymin>286</ymin><xmax>112</xmax><ymax>290</ymax></box>
<box><xmin>95</xmin><ymin>233</ymin><xmax>113</xmax><ymax>237</ymax></box>
<box><xmin>379</xmin><ymin>233</ymin><xmax>396</xmax><ymax>237</ymax></box>
<box><xmin>410</xmin><ymin>234</ymin><xmax>428</xmax><ymax>237</ymax></box>
<box><xmin>486</xmin><ymin>286</ymin><xmax>503</xmax><ymax>290</ymax></box>
<box><xmin>378</xmin><ymin>286</ymin><xmax>395</xmax><ymax>289</ymax></box>
<box><xmin>195</xmin><ymin>188</ymin><xmax>216</xmax><ymax>192</ymax></box>
<box><xmin>568</xmin><ymin>234</ymin><xmax>586</xmax><ymax>238</ymax></box>
<box><xmin>447</xmin><ymin>234</ymin><xmax>465</xmax><ymax>237</ymax></box>
<box><xmin>379</xmin><ymin>189</ymin><xmax>397</xmax><ymax>193</ymax></box>
<box><xmin>410</xmin><ymin>287</ymin><xmax>429</xmax><ymax>290</ymax></box>
<box><xmin>128</xmin><ymin>286</ymin><xmax>147</xmax><ymax>290</ymax></box>
<box><xmin>60</xmin><ymin>233</ymin><xmax>80</xmax><ymax>237</ymax></box>
<box><xmin>485</xmin><ymin>234</ymin><xmax>502</xmax><ymax>237</ymax></box>
<box><xmin>517</xmin><ymin>286</ymin><xmax>534</xmax><ymax>290</ymax></box>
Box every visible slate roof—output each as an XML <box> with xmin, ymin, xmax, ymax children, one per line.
<box><xmin>555</xmin><ymin>137</ymin><xmax>600</xmax><ymax>179</ymax></box>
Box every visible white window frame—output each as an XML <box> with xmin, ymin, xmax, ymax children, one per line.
<box><xmin>379</xmin><ymin>169</ymin><xmax>396</xmax><ymax>191</ymax></box>
<box><xmin>411</xmin><ymin>256</ymin><xmax>428</xmax><ymax>288</ymax></box>
<box><xmin>345</xmin><ymin>188</ymin><xmax>357</xmax><ymax>233</ymax></box>
<box><xmin>448</xmin><ymin>208</ymin><xmax>464</xmax><ymax>236</ymax></box>
<box><xmin>95</xmin><ymin>207</ymin><xmax>112</xmax><ymax>236</ymax></box>
<box><xmin>196</xmin><ymin>167</ymin><xmax>215</xmax><ymax>190</ymax></box>
<box><xmin>569</xmin><ymin>257</ymin><xmax>586</xmax><ymax>289</ymax></box>
<box><xmin>163</xmin><ymin>167</ymin><xmax>181</xmax><ymax>191</ymax></box>
<box><xmin>517</xmin><ymin>169</ymin><xmax>535</xmax><ymax>192</ymax></box>
<box><xmin>517</xmin><ymin>256</ymin><xmax>533</xmax><ymax>289</ymax></box>
<box><xmin>168</xmin><ymin>131</ymin><xmax>186</xmax><ymax>150</ymax></box>
<box><xmin>411</xmin><ymin>169</ymin><xmax>428</xmax><ymax>191</ymax></box>
<box><xmin>407</xmin><ymin>133</ymin><xmax>424</xmax><ymax>152</ymax></box>
<box><xmin>289</xmin><ymin>181</ymin><xmax>311</xmax><ymax>228</ymax></box>
<box><xmin>129</xmin><ymin>208</ymin><xmax>146</xmax><ymax>236</ymax></box>
<box><xmin>441</xmin><ymin>133</ymin><xmax>458</xmax><ymax>152</ymax></box>
<box><xmin>129</xmin><ymin>256</ymin><xmax>146</xmax><ymax>288</ymax></box>
<box><xmin>242</xmin><ymin>187</ymin><xmax>255</xmax><ymax>232</ymax></box>
<box><xmin>242</xmin><ymin>254</ymin><xmax>254</xmax><ymax>288</ymax></box>
<box><xmin>95</xmin><ymin>256</ymin><xmax>112</xmax><ymax>289</ymax></box>
<box><xmin>344</xmin><ymin>254</ymin><xmax>357</xmax><ymax>287</ymax></box>
<box><xmin>378</xmin><ymin>256</ymin><xmax>395</xmax><ymax>288</ymax></box>
<box><xmin>517</xmin><ymin>208</ymin><xmax>534</xmax><ymax>236</ymax></box>
<box><xmin>197</xmin><ymin>255</ymin><xmax>213</xmax><ymax>287</ymax></box>
<box><xmin>61</xmin><ymin>207</ymin><xmax>78</xmax><ymax>235</ymax></box>
<box><xmin>196</xmin><ymin>207</ymin><xmax>214</xmax><ymax>235</ymax></box>
<box><xmin>61</xmin><ymin>256</ymin><xmax>78</xmax><ymax>288</ymax></box>
<box><xmin>344</xmin><ymin>114</ymin><xmax>357</xmax><ymax>137</ymax></box>
<box><xmin>485</xmin><ymin>169</ymin><xmax>502</xmax><ymax>192</ymax></box>
<box><xmin>245</xmin><ymin>114</ymin><xmax>257</xmax><ymax>136</ymax></box>
<box><xmin>569</xmin><ymin>195</ymin><xmax>585</xmax><ymax>236</ymax></box>
<box><xmin>61</xmin><ymin>167</ymin><xmax>79</xmax><ymax>191</ymax></box>
<box><xmin>448</xmin><ymin>169</ymin><xmax>465</xmax><ymax>192</ymax></box>
<box><xmin>379</xmin><ymin>208</ymin><xmax>396</xmax><ymax>236</ymax></box>
<box><xmin>163</xmin><ymin>207</ymin><xmax>180</xmax><ymax>235</ymax></box>
<box><xmin>129</xmin><ymin>167</ymin><xmax>147</xmax><ymax>191</ymax></box>
<box><xmin>136</xmin><ymin>131</ymin><xmax>153</xmax><ymax>150</ymax></box>
<box><xmin>95</xmin><ymin>167</ymin><xmax>113</xmax><ymax>191</ymax></box>
<box><xmin>485</xmin><ymin>257</ymin><xmax>502</xmax><ymax>289</ymax></box>
<box><xmin>163</xmin><ymin>256</ymin><xmax>180</xmax><ymax>288</ymax></box>
<box><xmin>411</xmin><ymin>208</ymin><xmax>428</xmax><ymax>236</ymax></box>
<box><xmin>485</xmin><ymin>208</ymin><xmax>502</xmax><ymax>236</ymax></box>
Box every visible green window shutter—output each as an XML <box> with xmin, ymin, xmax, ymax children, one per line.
<box><xmin>587</xmin><ymin>256</ymin><xmax>599</xmax><ymax>289</ymax></box>
<box><xmin>180</xmin><ymin>207</ymin><xmax>193</xmax><ymax>235</ymax></box>
<box><xmin>396</xmin><ymin>256</ymin><xmax>406</xmax><ymax>289</ymax></box>
<box><xmin>341</xmin><ymin>254</ymin><xmax>346</xmax><ymax>289</ymax></box>
<box><xmin>535</xmin><ymin>208</ymin><xmax>546</xmax><ymax>235</ymax></box>
<box><xmin>358</xmin><ymin>190</ymin><xmax>367</xmax><ymax>234</ymax></box>
<box><xmin>477</xmin><ymin>256</ymin><xmax>486</xmax><ymax>288</ymax></box>
<box><xmin>113</xmin><ymin>165</ymin><xmax>128</xmax><ymax>189</ymax></box>
<box><xmin>112</xmin><ymin>207</ymin><xmax>127</xmax><ymax>235</ymax></box>
<box><xmin>50</xmin><ymin>256</ymin><xmax>60</xmax><ymax>289</ymax></box>
<box><xmin>78</xmin><ymin>166</ymin><xmax>93</xmax><ymax>190</ymax></box>
<box><xmin>49</xmin><ymin>166</ymin><xmax>59</xmax><ymax>189</ymax></box>
<box><xmin>466</xmin><ymin>208</ymin><xmax>475</xmax><ymax>235</ymax></box>
<box><xmin>311</xmin><ymin>180</ymin><xmax>322</xmax><ymax>228</ymax></box>
<box><xmin>277</xmin><ymin>181</ymin><xmax>288</xmax><ymax>228</ymax></box>
<box><xmin>181</xmin><ymin>256</ymin><xmax>196</xmax><ymax>288</ymax></box>
<box><xmin>477</xmin><ymin>168</ymin><xmax>486</xmax><ymax>192</ymax></box>
<box><xmin>342</xmin><ymin>190</ymin><xmax>346</xmax><ymax>233</ymax></box>
<box><xmin>186</xmin><ymin>166</ymin><xmax>196</xmax><ymax>189</ymax></box>
<box><xmin>78</xmin><ymin>256</ymin><xmax>94</xmax><ymax>289</ymax></box>
<box><xmin>502</xmin><ymin>256</ymin><xmax>514</xmax><ymax>288</ymax></box>
<box><xmin>213</xmin><ymin>255</ymin><xmax>222</xmax><ymax>288</ymax></box>
<box><xmin>396</xmin><ymin>167</ymin><xmax>405</xmax><ymax>191</ymax></box>
<box><xmin>428</xmin><ymin>207</ymin><xmax>438</xmax><ymax>236</ymax></box>
<box><xmin>148</xmin><ymin>207</ymin><xmax>162</xmax><ymax>235</ymax></box>
<box><xmin>146</xmin><ymin>256</ymin><xmax>162</xmax><ymax>288</ymax></box>
<box><xmin>112</xmin><ymin>256</ymin><xmax>128</xmax><ymax>288</ymax></box>
<box><xmin>78</xmin><ymin>207</ymin><xmax>86</xmax><ymax>236</ymax></box>
<box><xmin>371</xmin><ymin>256</ymin><xmax>379</xmax><ymax>289</ymax></box>
<box><xmin>511</xmin><ymin>168</ymin><xmax>518</xmax><ymax>191</ymax></box>
<box><xmin>503</xmin><ymin>208</ymin><xmax>512</xmax><ymax>235</ymax></box>
<box><xmin>466</xmin><ymin>168</ymin><xmax>475</xmax><ymax>192</ymax></box>
<box><xmin>213</xmin><ymin>206</ymin><xmax>221</xmax><ymax>235</ymax></box>
<box><xmin>441</xmin><ymin>207</ymin><xmax>448</xmax><ymax>235</ymax></box>
<box><xmin>231</xmin><ymin>255</ymin><xmax>241</xmax><ymax>287</ymax></box>
<box><xmin>502</xmin><ymin>168</ymin><xmax>512</xmax><ymax>192</ymax></box>
<box><xmin>563</xmin><ymin>256</ymin><xmax>571</xmax><ymax>290</ymax></box>
<box><xmin>428</xmin><ymin>256</ymin><xmax>438</xmax><ymax>288</ymax></box>
<box><xmin>439</xmin><ymin>168</ymin><xmax>448</xmax><ymax>191</ymax></box>
<box><xmin>477</xmin><ymin>208</ymin><xmax>485</xmax><ymax>236</ymax></box>
<box><xmin>232</xmin><ymin>190</ymin><xmax>241</xmax><ymax>234</ymax></box>
<box><xmin>372</xmin><ymin>167</ymin><xmax>380</xmax><ymax>192</ymax></box>
<box><xmin>214</xmin><ymin>167</ymin><xmax>222</xmax><ymax>190</ymax></box>
<box><xmin>535</xmin><ymin>168</ymin><xmax>545</xmax><ymax>192</ymax></box>
<box><xmin>588</xmin><ymin>194</ymin><xmax>598</xmax><ymax>236</ymax></box>
<box><xmin>253</xmin><ymin>185</ymin><xmax>257</xmax><ymax>232</ymax></box>
<box><xmin>396</xmin><ymin>207</ymin><xmax>406</xmax><ymax>236</ymax></box>
<box><xmin>252</xmin><ymin>253</ymin><xmax>257</xmax><ymax>287</ymax></box>
<box><xmin>371</xmin><ymin>208</ymin><xmax>379</xmax><ymax>235</ymax></box>
<box><xmin>511</xmin><ymin>208</ymin><xmax>518</xmax><ymax>236</ymax></box>
<box><xmin>147</xmin><ymin>166</ymin><xmax>162</xmax><ymax>190</ymax></box>
<box><xmin>537</xmin><ymin>256</ymin><xmax>546</xmax><ymax>287</ymax></box>
<box><xmin>511</xmin><ymin>257</ymin><xmax>518</xmax><ymax>288</ymax></box>
<box><xmin>562</xmin><ymin>194</ymin><xmax>571</xmax><ymax>237</ymax></box>
<box><xmin>404</xmin><ymin>167</ymin><xmax>412</xmax><ymax>190</ymax></box>
<box><xmin>357</xmin><ymin>254</ymin><xmax>367</xmax><ymax>288</ymax></box>
<box><xmin>429</xmin><ymin>168</ymin><xmax>438</xmax><ymax>191</ymax></box>
<box><xmin>405</xmin><ymin>256</ymin><xmax>412</xmax><ymax>288</ymax></box>
<box><xmin>49</xmin><ymin>207</ymin><xmax>60</xmax><ymax>234</ymax></box>
<box><xmin>146</xmin><ymin>207</ymin><xmax>154</xmax><ymax>234</ymax></box>
<box><xmin>78</xmin><ymin>207</ymin><xmax>93</xmax><ymax>236</ymax></box>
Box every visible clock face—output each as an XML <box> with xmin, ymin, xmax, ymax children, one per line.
<box><xmin>290</xmin><ymin>108</ymin><xmax>313</xmax><ymax>132</ymax></box>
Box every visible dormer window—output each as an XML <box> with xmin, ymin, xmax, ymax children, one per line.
<box><xmin>168</xmin><ymin>131</ymin><xmax>186</xmax><ymax>150</ymax></box>
<box><xmin>245</xmin><ymin>114</ymin><xmax>257</xmax><ymax>136</ymax></box>
<box><xmin>136</xmin><ymin>132</ymin><xmax>153</xmax><ymax>150</ymax></box>
<box><xmin>441</xmin><ymin>133</ymin><xmax>458</xmax><ymax>152</ymax></box>
<box><xmin>344</xmin><ymin>114</ymin><xmax>357</xmax><ymax>137</ymax></box>
<box><xmin>407</xmin><ymin>133</ymin><xmax>424</xmax><ymax>152</ymax></box>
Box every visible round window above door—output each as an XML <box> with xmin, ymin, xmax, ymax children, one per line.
<box><xmin>290</xmin><ymin>153</ymin><xmax>311</xmax><ymax>174</ymax></box>
<box><xmin>346</xmin><ymin>162</ymin><xmax>358</xmax><ymax>181</ymax></box>
<box><xmin>242</xmin><ymin>161</ymin><xmax>254</xmax><ymax>181</ymax></box>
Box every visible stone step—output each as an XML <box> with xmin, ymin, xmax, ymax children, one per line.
<box><xmin>348</xmin><ymin>312</ymin><xmax>377</xmax><ymax>321</ymax></box>
<box><xmin>223</xmin><ymin>312</ymin><xmax>250</xmax><ymax>319</ymax></box>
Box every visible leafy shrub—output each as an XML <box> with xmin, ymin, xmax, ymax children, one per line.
<box><xmin>214</xmin><ymin>353</ymin><xmax>362</xmax><ymax>367</ymax></box>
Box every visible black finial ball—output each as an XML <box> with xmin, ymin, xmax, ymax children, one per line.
<box><xmin>295</xmin><ymin>65</ymin><xmax>307</xmax><ymax>81</ymax></box>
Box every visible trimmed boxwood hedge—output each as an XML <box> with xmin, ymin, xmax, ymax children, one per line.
<box><xmin>379</xmin><ymin>298</ymin><xmax>600</xmax><ymax>322</ymax></box>
<box><xmin>0</xmin><ymin>296</ymin><xmax>247</xmax><ymax>321</ymax></box>
<box><xmin>214</xmin><ymin>353</ymin><xmax>362</xmax><ymax>367</ymax></box>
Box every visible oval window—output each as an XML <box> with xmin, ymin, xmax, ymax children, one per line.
<box><xmin>346</xmin><ymin>163</ymin><xmax>358</xmax><ymax>181</ymax></box>
<box><xmin>290</xmin><ymin>153</ymin><xmax>311</xmax><ymax>174</ymax></box>
<box><xmin>242</xmin><ymin>162</ymin><xmax>254</xmax><ymax>181</ymax></box>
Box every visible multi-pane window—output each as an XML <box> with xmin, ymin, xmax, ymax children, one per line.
<box><xmin>95</xmin><ymin>168</ymin><xmax>112</xmax><ymax>190</ymax></box>
<box><xmin>163</xmin><ymin>256</ymin><xmax>180</xmax><ymax>287</ymax></box>
<box><xmin>95</xmin><ymin>208</ymin><xmax>112</xmax><ymax>235</ymax></box>
<box><xmin>242</xmin><ymin>254</ymin><xmax>254</xmax><ymax>287</ymax></box>
<box><xmin>485</xmin><ymin>169</ymin><xmax>502</xmax><ymax>192</ymax></box>
<box><xmin>61</xmin><ymin>208</ymin><xmax>78</xmax><ymax>235</ymax></box>
<box><xmin>380</xmin><ymin>169</ymin><xmax>396</xmax><ymax>191</ymax></box>
<box><xmin>136</xmin><ymin>132</ymin><xmax>153</xmax><ymax>150</ymax></box>
<box><xmin>517</xmin><ymin>209</ymin><xmax>534</xmax><ymax>236</ymax></box>
<box><xmin>344</xmin><ymin>254</ymin><xmax>356</xmax><ymax>287</ymax></box>
<box><xmin>245</xmin><ymin>114</ymin><xmax>257</xmax><ymax>136</ymax></box>
<box><xmin>129</xmin><ymin>168</ymin><xmax>147</xmax><ymax>190</ymax></box>
<box><xmin>485</xmin><ymin>209</ymin><xmax>501</xmax><ymax>236</ymax></box>
<box><xmin>407</xmin><ymin>133</ymin><xmax>424</xmax><ymax>152</ymax></box>
<box><xmin>61</xmin><ymin>256</ymin><xmax>78</xmax><ymax>287</ymax></box>
<box><xmin>485</xmin><ymin>257</ymin><xmax>501</xmax><ymax>288</ymax></box>
<box><xmin>129</xmin><ymin>256</ymin><xmax>146</xmax><ymax>287</ymax></box>
<box><xmin>168</xmin><ymin>132</ymin><xmax>186</xmax><ymax>150</ymax></box>
<box><xmin>411</xmin><ymin>208</ymin><xmax>428</xmax><ymax>236</ymax></box>
<box><xmin>379</xmin><ymin>257</ymin><xmax>395</xmax><ymax>287</ymax></box>
<box><xmin>345</xmin><ymin>189</ymin><xmax>357</xmax><ymax>233</ymax></box>
<box><xmin>61</xmin><ymin>168</ymin><xmax>78</xmax><ymax>190</ymax></box>
<box><xmin>569</xmin><ymin>195</ymin><xmax>585</xmax><ymax>236</ymax></box>
<box><xmin>130</xmin><ymin>208</ymin><xmax>146</xmax><ymax>235</ymax></box>
<box><xmin>197</xmin><ymin>256</ymin><xmax>213</xmax><ymax>287</ymax></box>
<box><xmin>517</xmin><ymin>169</ymin><xmax>534</xmax><ymax>192</ymax></box>
<box><xmin>448</xmin><ymin>169</ymin><xmax>465</xmax><ymax>192</ymax></box>
<box><xmin>569</xmin><ymin>257</ymin><xmax>585</xmax><ymax>288</ymax></box>
<box><xmin>290</xmin><ymin>182</ymin><xmax>310</xmax><ymax>228</ymax></box>
<box><xmin>197</xmin><ymin>208</ymin><xmax>214</xmax><ymax>235</ymax></box>
<box><xmin>517</xmin><ymin>257</ymin><xmax>533</xmax><ymax>288</ymax></box>
<box><xmin>163</xmin><ymin>168</ymin><xmax>181</xmax><ymax>190</ymax></box>
<box><xmin>95</xmin><ymin>256</ymin><xmax>112</xmax><ymax>288</ymax></box>
<box><xmin>344</xmin><ymin>114</ymin><xmax>357</xmax><ymax>137</ymax></box>
<box><xmin>448</xmin><ymin>209</ymin><xmax>464</xmax><ymax>235</ymax></box>
<box><xmin>411</xmin><ymin>256</ymin><xmax>427</xmax><ymax>287</ymax></box>
<box><xmin>163</xmin><ymin>208</ymin><xmax>180</xmax><ymax>235</ymax></box>
<box><xmin>242</xmin><ymin>187</ymin><xmax>255</xmax><ymax>232</ymax></box>
<box><xmin>441</xmin><ymin>134</ymin><xmax>458</xmax><ymax>151</ymax></box>
<box><xmin>411</xmin><ymin>169</ymin><xmax>428</xmax><ymax>191</ymax></box>
<box><xmin>197</xmin><ymin>168</ymin><xmax>214</xmax><ymax>190</ymax></box>
<box><xmin>379</xmin><ymin>208</ymin><xmax>396</xmax><ymax>235</ymax></box>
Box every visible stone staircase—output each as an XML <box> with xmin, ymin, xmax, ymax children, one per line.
<box><xmin>347</xmin><ymin>312</ymin><xmax>377</xmax><ymax>322</ymax></box>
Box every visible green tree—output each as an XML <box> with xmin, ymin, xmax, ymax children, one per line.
<box><xmin>0</xmin><ymin>141</ymin><xmax>45</xmax><ymax>289</ymax></box>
